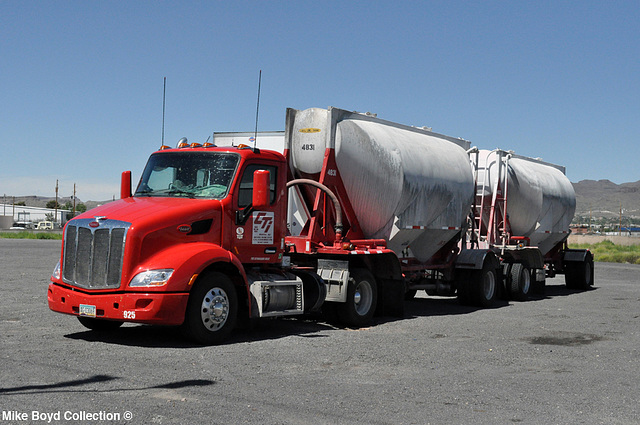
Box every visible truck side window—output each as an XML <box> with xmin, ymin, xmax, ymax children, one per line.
<box><xmin>238</xmin><ymin>164</ymin><xmax>277</xmax><ymax>208</ymax></box>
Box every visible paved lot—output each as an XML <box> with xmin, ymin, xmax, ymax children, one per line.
<box><xmin>1</xmin><ymin>238</ymin><xmax>639</xmax><ymax>424</ymax></box>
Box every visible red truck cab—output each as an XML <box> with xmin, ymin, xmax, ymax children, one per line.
<box><xmin>48</xmin><ymin>144</ymin><xmax>289</xmax><ymax>342</ymax></box>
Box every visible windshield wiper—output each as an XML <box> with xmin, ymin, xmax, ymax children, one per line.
<box><xmin>166</xmin><ymin>189</ymin><xmax>196</xmax><ymax>198</ymax></box>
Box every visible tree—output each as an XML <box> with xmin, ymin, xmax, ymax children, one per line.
<box><xmin>76</xmin><ymin>203</ymin><xmax>87</xmax><ymax>213</ymax></box>
<box><xmin>46</xmin><ymin>200</ymin><xmax>61</xmax><ymax>209</ymax></box>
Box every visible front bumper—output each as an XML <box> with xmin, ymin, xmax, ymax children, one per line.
<box><xmin>48</xmin><ymin>282</ymin><xmax>189</xmax><ymax>326</ymax></box>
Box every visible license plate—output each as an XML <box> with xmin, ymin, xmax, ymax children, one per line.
<box><xmin>79</xmin><ymin>304</ymin><xmax>96</xmax><ymax>317</ymax></box>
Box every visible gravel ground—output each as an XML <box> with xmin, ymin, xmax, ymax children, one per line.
<box><xmin>1</xmin><ymin>238</ymin><xmax>638</xmax><ymax>424</ymax></box>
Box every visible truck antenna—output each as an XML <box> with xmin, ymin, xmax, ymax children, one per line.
<box><xmin>161</xmin><ymin>77</ymin><xmax>166</xmax><ymax>148</ymax></box>
<box><xmin>254</xmin><ymin>70</ymin><xmax>262</xmax><ymax>149</ymax></box>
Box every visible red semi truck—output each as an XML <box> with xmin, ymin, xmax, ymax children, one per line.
<box><xmin>48</xmin><ymin>107</ymin><xmax>592</xmax><ymax>344</ymax></box>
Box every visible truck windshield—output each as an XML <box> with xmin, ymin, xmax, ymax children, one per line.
<box><xmin>135</xmin><ymin>152</ymin><xmax>240</xmax><ymax>199</ymax></box>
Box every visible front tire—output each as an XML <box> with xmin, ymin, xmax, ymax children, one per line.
<box><xmin>337</xmin><ymin>268</ymin><xmax>378</xmax><ymax>327</ymax></box>
<box><xmin>182</xmin><ymin>272</ymin><xmax>238</xmax><ymax>345</ymax></box>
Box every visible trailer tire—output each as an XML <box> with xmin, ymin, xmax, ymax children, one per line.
<box><xmin>182</xmin><ymin>272</ymin><xmax>237</xmax><ymax>345</ymax></box>
<box><xmin>77</xmin><ymin>317</ymin><xmax>123</xmax><ymax>331</ymax></box>
<box><xmin>470</xmin><ymin>262</ymin><xmax>499</xmax><ymax>307</ymax></box>
<box><xmin>338</xmin><ymin>268</ymin><xmax>377</xmax><ymax>327</ymax></box>
<box><xmin>508</xmin><ymin>264</ymin><xmax>531</xmax><ymax>301</ymax></box>
<box><xmin>565</xmin><ymin>255</ymin><xmax>594</xmax><ymax>290</ymax></box>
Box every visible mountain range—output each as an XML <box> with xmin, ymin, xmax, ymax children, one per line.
<box><xmin>572</xmin><ymin>180</ymin><xmax>640</xmax><ymax>219</ymax></box>
<box><xmin>5</xmin><ymin>179</ymin><xmax>640</xmax><ymax>220</ymax></box>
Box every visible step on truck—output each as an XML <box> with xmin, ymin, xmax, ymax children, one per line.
<box><xmin>48</xmin><ymin>106</ymin><xmax>592</xmax><ymax>344</ymax></box>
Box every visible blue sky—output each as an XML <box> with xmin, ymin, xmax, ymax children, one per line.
<box><xmin>1</xmin><ymin>1</ymin><xmax>638</xmax><ymax>201</ymax></box>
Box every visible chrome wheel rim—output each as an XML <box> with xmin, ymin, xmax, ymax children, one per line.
<box><xmin>201</xmin><ymin>287</ymin><xmax>229</xmax><ymax>331</ymax></box>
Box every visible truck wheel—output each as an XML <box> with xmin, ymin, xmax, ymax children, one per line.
<box><xmin>565</xmin><ymin>255</ymin><xmax>594</xmax><ymax>290</ymax></box>
<box><xmin>338</xmin><ymin>268</ymin><xmax>377</xmax><ymax>327</ymax></box>
<box><xmin>508</xmin><ymin>264</ymin><xmax>531</xmax><ymax>301</ymax></box>
<box><xmin>470</xmin><ymin>262</ymin><xmax>498</xmax><ymax>307</ymax></box>
<box><xmin>182</xmin><ymin>272</ymin><xmax>237</xmax><ymax>345</ymax></box>
<box><xmin>77</xmin><ymin>317</ymin><xmax>123</xmax><ymax>331</ymax></box>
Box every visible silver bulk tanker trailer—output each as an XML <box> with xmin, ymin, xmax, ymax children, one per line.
<box><xmin>287</xmin><ymin>107</ymin><xmax>475</xmax><ymax>263</ymax></box>
<box><xmin>474</xmin><ymin>149</ymin><xmax>576</xmax><ymax>255</ymax></box>
<box><xmin>284</xmin><ymin>107</ymin><xmax>593</xmax><ymax>312</ymax></box>
<box><xmin>470</xmin><ymin>148</ymin><xmax>593</xmax><ymax>298</ymax></box>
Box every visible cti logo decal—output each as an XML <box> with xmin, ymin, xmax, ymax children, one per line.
<box><xmin>299</xmin><ymin>128</ymin><xmax>321</xmax><ymax>133</ymax></box>
<box><xmin>254</xmin><ymin>212</ymin><xmax>273</xmax><ymax>233</ymax></box>
<box><xmin>252</xmin><ymin>211</ymin><xmax>274</xmax><ymax>245</ymax></box>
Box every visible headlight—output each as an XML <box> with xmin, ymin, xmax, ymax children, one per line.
<box><xmin>52</xmin><ymin>261</ymin><xmax>61</xmax><ymax>280</ymax></box>
<box><xmin>129</xmin><ymin>269</ymin><xmax>174</xmax><ymax>287</ymax></box>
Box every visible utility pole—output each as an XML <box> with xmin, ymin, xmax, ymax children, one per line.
<box><xmin>73</xmin><ymin>184</ymin><xmax>76</xmax><ymax>217</ymax></box>
<box><xmin>55</xmin><ymin>180</ymin><xmax>59</xmax><ymax>225</ymax></box>
<box><xmin>619</xmin><ymin>202</ymin><xmax>622</xmax><ymax>236</ymax></box>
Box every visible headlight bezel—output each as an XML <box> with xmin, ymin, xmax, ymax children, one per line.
<box><xmin>129</xmin><ymin>269</ymin><xmax>174</xmax><ymax>287</ymax></box>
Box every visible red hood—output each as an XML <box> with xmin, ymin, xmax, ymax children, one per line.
<box><xmin>73</xmin><ymin>197</ymin><xmax>222</xmax><ymax>228</ymax></box>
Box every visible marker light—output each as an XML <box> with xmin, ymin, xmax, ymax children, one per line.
<box><xmin>129</xmin><ymin>269</ymin><xmax>174</xmax><ymax>287</ymax></box>
<box><xmin>177</xmin><ymin>137</ymin><xmax>189</xmax><ymax>148</ymax></box>
<box><xmin>159</xmin><ymin>145</ymin><xmax>171</xmax><ymax>150</ymax></box>
<box><xmin>52</xmin><ymin>261</ymin><xmax>61</xmax><ymax>280</ymax></box>
<box><xmin>202</xmin><ymin>142</ymin><xmax>216</xmax><ymax>148</ymax></box>
<box><xmin>190</xmin><ymin>142</ymin><xmax>202</xmax><ymax>148</ymax></box>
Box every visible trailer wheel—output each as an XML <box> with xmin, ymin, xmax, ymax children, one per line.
<box><xmin>508</xmin><ymin>264</ymin><xmax>531</xmax><ymax>301</ymax></box>
<box><xmin>182</xmin><ymin>272</ymin><xmax>237</xmax><ymax>345</ymax></box>
<box><xmin>338</xmin><ymin>268</ymin><xmax>377</xmax><ymax>327</ymax></box>
<box><xmin>565</xmin><ymin>255</ymin><xmax>594</xmax><ymax>290</ymax></box>
<box><xmin>77</xmin><ymin>317</ymin><xmax>123</xmax><ymax>331</ymax></box>
<box><xmin>470</xmin><ymin>262</ymin><xmax>499</xmax><ymax>307</ymax></box>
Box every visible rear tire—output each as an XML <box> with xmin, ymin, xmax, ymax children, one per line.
<box><xmin>182</xmin><ymin>272</ymin><xmax>237</xmax><ymax>345</ymax></box>
<box><xmin>508</xmin><ymin>264</ymin><xmax>531</xmax><ymax>301</ymax></box>
<box><xmin>565</xmin><ymin>255</ymin><xmax>594</xmax><ymax>290</ymax></box>
<box><xmin>337</xmin><ymin>268</ymin><xmax>377</xmax><ymax>327</ymax></box>
<box><xmin>470</xmin><ymin>261</ymin><xmax>499</xmax><ymax>307</ymax></box>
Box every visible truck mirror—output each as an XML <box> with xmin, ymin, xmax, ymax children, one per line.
<box><xmin>252</xmin><ymin>170</ymin><xmax>270</xmax><ymax>209</ymax></box>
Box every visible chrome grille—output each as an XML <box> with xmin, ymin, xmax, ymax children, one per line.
<box><xmin>62</xmin><ymin>219</ymin><xmax>130</xmax><ymax>289</ymax></box>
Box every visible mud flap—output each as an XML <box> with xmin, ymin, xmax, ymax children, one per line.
<box><xmin>376</xmin><ymin>278</ymin><xmax>405</xmax><ymax>318</ymax></box>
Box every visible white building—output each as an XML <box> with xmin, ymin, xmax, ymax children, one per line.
<box><xmin>0</xmin><ymin>204</ymin><xmax>69</xmax><ymax>229</ymax></box>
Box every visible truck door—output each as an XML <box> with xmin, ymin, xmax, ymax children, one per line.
<box><xmin>232</xmin><ymin>162</ymin><xmax>285</xmax><ymax>264</ymax></box>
